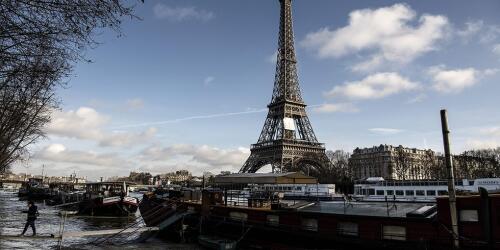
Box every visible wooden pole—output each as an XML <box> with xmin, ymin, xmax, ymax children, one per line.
<box><xmin>440</xmin><ymin>109</ymin><xmax>459</xmax><ymax>248</ymax></box>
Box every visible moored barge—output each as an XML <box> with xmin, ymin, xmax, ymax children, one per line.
<box><xmin>139</xmin><ymin>172</ymin><xmax>500</xmax><ymax>249</ymax></box>
<box><xmin>78</xmin><ymin>181</ymin><xmax>138</xmax><ymax>216</ymax></box>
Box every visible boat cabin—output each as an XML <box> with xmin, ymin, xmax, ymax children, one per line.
<box><xmin>85</xmin><ymin>181</ymin><xmax>134</xmax><ymax>199</ymax></box>
<box><xmin>354</xmin><ymin>177</ymin><xmax>500</xmax><ymax>202</ymax></box>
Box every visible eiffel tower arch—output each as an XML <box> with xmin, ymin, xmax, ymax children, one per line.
<box><xmin>239</xmin><ymin>0</ymin><xmax>331</xmax><ymax>175</ymax></box>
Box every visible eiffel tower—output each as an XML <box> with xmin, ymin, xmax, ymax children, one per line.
<box><xmin>239</xmin><ymin>0</ymin><xmax>331</xmax><ymax>175</ymax></box>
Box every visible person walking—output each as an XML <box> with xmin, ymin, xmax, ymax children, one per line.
<box><xmin>20</xmin><ymin>201</ymin><xmax>38</xmax><ymax>236</ymax></box>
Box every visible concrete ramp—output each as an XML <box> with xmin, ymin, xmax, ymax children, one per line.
<box><xmin>61</xmin><ymin>227</ymin><xmax>159</xmax><ymax>238</ymax></box>
<box><xmin>158</xmin><ymin>211</ymin><xmax>193</xmax><ymax>230</ymax></box>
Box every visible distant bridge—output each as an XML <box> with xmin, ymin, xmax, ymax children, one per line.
<box><xmin>0</xmin><ymin>179</ymin><xmax>26</xmax><ymax>184</ymax></box>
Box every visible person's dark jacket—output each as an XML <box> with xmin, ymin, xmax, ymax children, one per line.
<box><xmin>23</xmin><ymin>205</ymin><xmax>38</xmax><ymax>221</ymax></box>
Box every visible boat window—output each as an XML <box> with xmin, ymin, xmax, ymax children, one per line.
<box><xmin>438</xmin><ymin>190</ymin><xmax>448</xmax><ymax>195</ymax></box>
<box><xmin>469</xmin><ymin>180</ymin><xmax>475</xmax><ymax>185</ymax></box>
<box><xmin>301</xmin><ymin>218</ymin><xmax>318</xmax><ymax>232</ymax></box>
<box><xmin>386</xmin><ymin>190</ymin><xmax>394</xmax><ymax>196</ymax></box>
<box><xmin>416</xmin><ymin>190</ymin><xmax>425</xmax><ymax>196</ymax></box>
<box><xmin>382</xmin><ymin>225</ymin><xmax>406</xmax><ymax>241</ymax></box>
<box><xmin>267</xmin><ymin>215</ymin><xmax>279</xmax><ymax>226</ymax></box>
<box><xmin>337</xmin><ymin>222</ymin><xmax>358</xmax><ymax>237</ymax></box>
<box><xmin>229</xmin><ymin>212</ymin><xmax>248</xmax><ymax>222</ymax></box>
<box><xmin>395</xmin><ymin>190</ymin><xmax>404</xmax><ymax>196</ymax></box>
<box><xmin>368</xmin><ymin>189</ymin><xmax>375</xmax><ymax>195</ymax></box>
<box><xmin>426</xmin><ymin>190</ymin><xmax>436</xmax><ymax>196</ymax></box>
<box><xmin>459</xmin><ymin>210</ymin><xmax>478</xmax><ymax>222</ymax></box>
<box><xmin>405</xmin><ymin>190</ymin><xmax>414</xmax><ymax>196</ymax></box>
<box><xmin>376</xmin><ymin>190</ymin><xmax>384</xmax><ymax>195</ymax></box>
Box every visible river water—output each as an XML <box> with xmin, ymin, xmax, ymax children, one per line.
<box><xmin>0</xmin><ymin>191</ymin><xmax>200</xmax><ymax>249</ymax></box>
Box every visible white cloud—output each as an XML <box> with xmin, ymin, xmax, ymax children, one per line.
<box><xmin>203</xmin><ymin>76</ymin><xmax>215</xmax><ymax>86</ymax></box>
<box><xmin>429</xmin><ymin>66</ymin><xmax>498</xmax><ymax>93</ymax></box>
<box><xmin>153</xmin><ymin>4</ymin><xmax>214</xmax><ymax>22</ymax></box>
<box><xmin>493</xmin><ymin>43</ymin><xmax>500</xmax><ymax>56</ymax></box>
<box><xmin>45</xmin><ymin>107</ymin><xmax>157</xmax><ymax>147</ymax></box>
<box><xmin>457</xmin><ymin>20</ymin><xmax>483</xmax><ymax>38</ymax></box>
<box><xmin>141</xmin><ymin>144</ymin><xmax>249</xmax><ymax>168</ymax></box>
<box><xmin>455</xmin><ymin>20</ymin><xmax>500</xmax><ymax>44</ymax></box>
<box><xmin>431</xmin><ymin>67</ymin><xmax>477</xmax><ymax>93</ymax></box>
<box><xmin>480</xmin><ymin>126</ymin><xmax>500</xmax><ymax>137</ymax></box>
<box><xmin>326</xmin><ymin>72</ymin><xmax>419</xmax><ymax>100</ymax></box>
<box><xmin>466</xmin><ymin>140</ymin><xmax>500</xmax><ymax>150</ymax></box>
<box><xmin>45</xmin><ymin>107</ymin><xmax>107</xmax><ymax>140</ymax></box>
<box><xmin>479</xmin><ymin>25</ymin><xmax>500</xmax><ymax>44</ymax></box>
<box><xmin>30</xmin><ymin>142</ymin><xmax>250</xmax><ymax>179</ymax></box>
<box><xmin>301</xmin><ymin>4</ymin><xmax>449</xmax><ymax>72</ymax></box>
<box><xmin>313</xmin><ymin>103</ymin><xmax>359</xmax><ymax>113</ymax></box>
<box><xmin>369</xmin><ymin>128</ymin><xmax>404</xmax><ymax>135</ymax></box>
<box><xmin>126</xmin><ymin>98</ymin><xmax>144</xmax><ymax>111</ymax></box>
<box><xmin>36</xmin><ymin>144</ymin><xmax>129</xmax><ymax>167</ymax></box>
<box><xmin>406</xmin><ymin>93</ymin><xmax>427</xmax><ymax>104</ymax></box>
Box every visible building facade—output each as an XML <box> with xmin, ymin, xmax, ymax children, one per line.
<box><xmin>350</xmin><ymin>145</ymin><xmax>436</xmax><ymax>180</ymax></box>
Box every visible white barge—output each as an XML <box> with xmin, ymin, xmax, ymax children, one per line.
<box><xmin>354</xmin><ymin>177</ymin><xmax>500</xmax><ymax>202</ymax></box>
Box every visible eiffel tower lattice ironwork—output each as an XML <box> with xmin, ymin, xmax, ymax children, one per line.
<box><xmin>239</xmin><ymin>0</ymin><xmax>331</xmax><ymax>174</ymax></box>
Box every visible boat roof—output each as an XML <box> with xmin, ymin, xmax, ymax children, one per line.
<box><xmin>214</xmin><ymin>172</ymin><xmax>317</xmax><ymax>184</ymax></box>
<box><xmin>299</xmin><ymin>201</ymin><xmax>436</xmax><ymax>219</ymax></box>
<box><xmin>86</xmin><ymin>181</ymin><xmax>136</xmax><ymax>186</ymax></box>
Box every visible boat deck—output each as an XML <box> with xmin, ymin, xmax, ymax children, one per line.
<box><xmin>299</xmin><ymin>201</ymin><xmax>435</xmax><ymax>218</ymax></box>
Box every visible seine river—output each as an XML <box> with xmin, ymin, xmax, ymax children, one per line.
<box><xmin>0</xmin><ymin>191</ymin><xmax>199</xmax><ymax>249</ymax></box>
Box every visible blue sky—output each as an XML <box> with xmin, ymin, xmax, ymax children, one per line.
<box><xmin>15</xmin><ymin>0</ymin><xmax>500</xmax><ymax>180</ymax></box>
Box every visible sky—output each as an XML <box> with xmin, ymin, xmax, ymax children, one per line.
<box><xmin>13</xmin><ymin>0</ymin><xmax>500</xmax><ymax>180</ymax></box>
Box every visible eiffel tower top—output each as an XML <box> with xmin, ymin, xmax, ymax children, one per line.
<box><xmin>270</xmin><ymin>0</ymin><xmax>304</xmax><ymax>107</ymax></box>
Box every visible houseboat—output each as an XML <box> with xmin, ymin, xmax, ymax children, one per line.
<box><xmin>78</xmin><ymin>181</ymin><xmax>139</xmax><ymax>216</ymax></box>
<box><xmin>17</xmin><ymin>177</ymin><xmax>51</xmax><ymax>200</ymax></box>
<box><xmin>139</xmin><ymin>172</ymin><xmax>500</xmax><ymax>249</ymax></box>
<box><xmin>353</xmin><ymin>177</ymin><xmax>500</xmax><ymax>202</ymax></box>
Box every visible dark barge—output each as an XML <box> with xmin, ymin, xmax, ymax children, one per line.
<box><xmin>78</xmin><ymin>182</ymin><xmax>138</xmax><ymax>216</ymax></box>
<box><xmin>139</xmin><ymin>173</ymin><xmax>500</xmax><ymax>249</ymax></box>
<box><xmin>18</xmin><ymin>177</ymin><xmax>51</xmax><ymax>200</ymax></box>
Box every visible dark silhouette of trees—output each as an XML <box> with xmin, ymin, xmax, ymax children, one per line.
<box><xmin>128</xmin><ymin>172</ymin><xmax>153</xmax><ymax>185</ymax></box>
<box><xmin>393</xmin><ymin>147</ymin><xmax>411</xmax><ymax>180</ymax></box>
<box><xmin>326</xmin><ymin>150</ymin><xmax>352</xmax><ymax>193</ymax></box>
<box><xmin>0</xmin><ymin>0</ymin><xmax>139</xmax><ymax>173</ymax></box>
<box><xmin>453</xmin><ymin>148</ymin><xmax>500</xmax><ymax>179</ymax></box>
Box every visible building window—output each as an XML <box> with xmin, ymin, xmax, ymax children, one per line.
<box><xmin>229</xmin><ymin>212</ymin><xmax>247</xmax><ymax>222</ymax></box>
<box><xmin>337</xmin><ymin>222</ymin><xmax>358</xmax><ymax>237</ymax></box>
<box><xmin>426</xmin><ymin>190</ymin><xmax>436</xmax><ymax>196</ymax></box>
<box><xmin>376</xmin><ymin>190</ymin><xmax>384</xmax><ymax>195</ymax></box>
<box><xmin>301</xmin><ymin>218</ymin><xmax>318</xmax><ymax>231</ymax></box>
<box><xmin>405</xmin><ymin>190</ymin><xmax>414</xmax><ymax>196</ymax></box>
<box><xmin>382</xmin><ymin>225</ymin><xmax>406</xmax><ymax>241</ymax></box>
<box><xmin>459</xmin><ymin>210</ymin><xmax>479</xmax><ymax>222</ymax></box>
<box><xmin>267</xmin><ymin>214</ymin><xmax>279</xmax><ymax>226</ymax></box>
<box><xmin>416</xmin><ymin>190</ymin><xmax>425</xmax><ymax>196</ymax></box>
<box><xmin>395</xmin><ymin>190</ymin><xmax>404</xmax><ymax>196</ymax></box>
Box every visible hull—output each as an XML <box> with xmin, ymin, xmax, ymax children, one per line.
<box><xmin>139</xmin><ymin>192</ymin><xmax>179</xmax><ymax>227</ymax></box>
<box><xmin>18</xmin><ymin>187</ymin><xmax>52</xmax><ymax>200</ymax></box>
<box><xmin>78</xmin><ymin>196</ymin><xmax>138</xmax><ymax>216</ymax></box>
<box><xmin>140</xmin><ymin>189</ymin><xmax>500</xmax><ymax>250</ymax></box>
